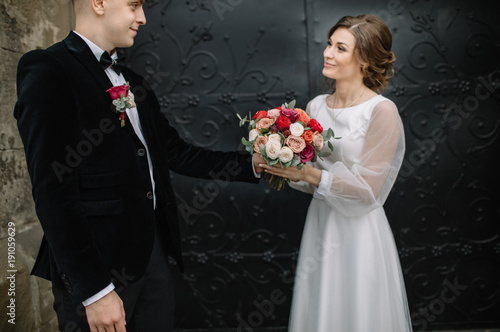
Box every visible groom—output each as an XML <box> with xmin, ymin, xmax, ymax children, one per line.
<box><xmin>14</xmin><ymin>0</ymin><xmax>264</xmax><ymax>331</ymax></box>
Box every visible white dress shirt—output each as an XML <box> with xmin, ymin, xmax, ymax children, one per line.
<box><xmin>74</xmin><ymin>31</ymin><xmax>156</xmax><ymax>306</ymax></box>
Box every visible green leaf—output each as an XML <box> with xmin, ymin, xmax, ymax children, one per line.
<box><xmin>297</xmin><ymin>163</ymin><xmax>304</xmax><ymax>170</ymax></box>
<box><xmin>296</xmin><ymin>121</ymin><xmax>305</xmax><ymax>128</ymax></box>
<box><xmin>328</xmin><ymin>141</ymin><xmax>334</xmax><ymax>151</ymax></box>
<box><xmin>269</xmin><ymin>158</ymin><xmax>279</xmax><ymax>166</ymax></box>
<box><xmin>290</xmin><ymin>155</ymin><xmax>301</xmax><ymax>167</ymax></box>
<box><xmin>288</xmin><ymin>99</ymin><xmax>296</xmax><ymax>109</ymax></box>
<box><xmin>241</xmin><ymin>137</ymin><xmax>254</xmax><ymax>147</ymax></box>
<box><xmin>318</xmin><ymin>151</ymin><xmax>331</xmax><ymax>158</ymax></box>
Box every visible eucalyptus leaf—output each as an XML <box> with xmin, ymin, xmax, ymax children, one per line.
<box><xmin>288</xmin><ymin>99</ymin><xmax>296</xmax><ymax>109</ymax></box>
<box><xmin>290</xmin><ymin>155</ymin><xmax>301</xmax><ymax>167</ymax></box>
<box><xmin>297</xmin><ymin>163</ymin><xmax>304</xmax><ymax>170</ymax></box>
<box><xmin>259</xmin><ymin>144</ymin><xmax>267</xmax><ymax>158</ymax></box>
<box><xmin>328</xmin><ymin>141</ymin><xmax>334</xmax><ymax>151</ymax></box>
<box><xmin>269</xmin><ymin>158</ymin><xmax>279</xmax><ymax>166</ymax></box>
<box><xmin>318</xmin><ymin>151</ymin><xmax>331</xmax><ymax>157</ymax></box>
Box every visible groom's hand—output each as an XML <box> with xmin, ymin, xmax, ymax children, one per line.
<box><xmin>85</xmin><ymin>290</ymin><xmax>126</xmax><ymax>332</ymax></box>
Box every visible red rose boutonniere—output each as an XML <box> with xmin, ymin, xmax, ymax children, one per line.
<box><xmin>106</xmin><ymin>82</ymin><xmax>136</xmax><ymax>127</ymax></box>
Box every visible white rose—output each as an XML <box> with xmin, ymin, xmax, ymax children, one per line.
<box><xmin>249</xmin><ymin>129</ymin><xmax>259</xmax><ymax>141</ymax></box>
<box><xmin>265</xmin><ymin>141</ymin><xmax>281</xmax><ymax>160</ymax></box>
<box><xmin>289</xmin><ymin>122</ymin><xmax>304</xmax><ymax>137</ymax></box>
<box><xmin>278</xmin><ymin>147</ymin><xmax>294</xmax><ymax>163</ymax></box>
<box><xmin>268</xmin><ymin>133</ymin><xmax>282</xmax><ymax>144</ymax></box>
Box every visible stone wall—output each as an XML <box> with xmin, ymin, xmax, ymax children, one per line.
<box><xmin>0</xmin><ymin>0</ymin><xmax>74</xmax><ymax>331</ymax></box>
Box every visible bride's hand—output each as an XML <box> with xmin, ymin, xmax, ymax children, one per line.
<box><xmin>260</xmin><ymin>163</ymin><xmax>305</xmax><ymax>182</ymax></box>
<box><xmin>259</xmin><ymin>163</ymin><xmax>322</xmax><ymax>187</ymax></box>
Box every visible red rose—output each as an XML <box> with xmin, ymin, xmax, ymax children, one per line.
<box><xmin>309</xmin><ymin>119</ymin><xmax>323</xmax><ymax>133</ymax></box>
<box><xmin>276</xmin><ymin>106</ymin><xmax>282</xmax><ymax>110</ymax></box>
<box><xmin>299</xmin><ymin>144</ymin><xmax>314</xmax><ymax>163</ymax></box>
<box><xmin>253</xmin><ymin>110</ymin><xmax>268</xmax><ymax>120</ymax></box>
<box><xmin>106</xmin><ymin>84</ymin><xmax>129</xmax><ymax>100</ymax></box>
<box><xmin>275</xmin><ymin>115</ymin><xmax>291</xmax><ymax>131</ymax></box>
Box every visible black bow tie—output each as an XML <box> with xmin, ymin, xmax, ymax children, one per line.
<box><xmin>100</xmin><ymin>51</ymin><xmax>125</xmax><ymax>75</ymax></box>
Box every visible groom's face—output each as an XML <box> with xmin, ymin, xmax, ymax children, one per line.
<box><xmin>102</xmin><ymin>0</ymin><xmax>146</xmax><ymax>50</ymax></box>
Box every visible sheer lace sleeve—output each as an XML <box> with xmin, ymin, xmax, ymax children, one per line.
<box><xmin>313</xmin><ymin>99</ymin><xmax>405</xmax><ymax>217</ymax></box>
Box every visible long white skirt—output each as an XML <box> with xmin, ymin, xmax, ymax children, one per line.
<box><xmin>288</xmin><ymin>199</ymin><xmax>413</xmax><ymax>332</ymax></box>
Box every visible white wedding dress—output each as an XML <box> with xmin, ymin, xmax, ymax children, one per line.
<box><xmin>288</xmin><ymin>94</ymin><xmax>413</xmax><ymax>332</ymax></box>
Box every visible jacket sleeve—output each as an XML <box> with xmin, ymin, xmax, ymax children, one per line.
<box><xmin>137</xmin><ymin>76</ymin><xmax>258</xmax><ymax>183</ymax></box>
<box><xmin>14</xmin><ymin>50</ymin><xmax>112</xmax><ymax>304</ymax></box>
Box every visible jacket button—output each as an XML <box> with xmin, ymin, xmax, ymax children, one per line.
<box><xmin>137</xmin><ymin>148</ymin><xmax>146</xmax><ymax>157</ymax></box>
<box><xmin>146</xmin><ymin>191</ymin><xmax>154</xmax><ymax>200</ymax></box>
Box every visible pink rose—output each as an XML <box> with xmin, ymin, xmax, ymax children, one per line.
<box><xmin>267</xmin><ymin>108</ymin><xmax>281</xmax><ymax>119</ymax></box>
<box><xmin>312</xmin><ymin>132</ymin><xmax>324</xmax><ymax>149</ymax></box>
<box><xmin>281</xmin><ymin>108</ymin><xmax>299</xmax><ymax>122</ymax></box>
<box><xmin>299</xmin><ymin>144</ymin><xmax>314</xmax><ymax>163</ymax></box>
<box><xmin>254</xmin><ymin>135</ymin><xmax>269</xmax><ymax>153</ymax></box>
<box><xmin>285</xmin><ymin>135</ymin><xmax>306</xmax><ymax>153</ymax></box>
<box><xmin>256</xmin><ymin>118</ymin><xmax>274</xmax><ymax>131</ymax></box>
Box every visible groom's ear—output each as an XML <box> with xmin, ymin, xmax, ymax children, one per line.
<box><xmin>90</xmin><ymin>0</ymin><xmax>105</xmax><ymax>16</ymax></box>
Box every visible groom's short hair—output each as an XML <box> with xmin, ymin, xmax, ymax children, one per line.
<box><xmin>71</xmin><ymin>0</ymin><xmax>85</xmax><ymax>14</ymax></box>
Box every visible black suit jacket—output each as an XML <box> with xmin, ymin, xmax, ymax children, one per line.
<box><xmin>14</xmin><ymin>32</ymin><xmax>257</xmax><ymax>304</ymax></box>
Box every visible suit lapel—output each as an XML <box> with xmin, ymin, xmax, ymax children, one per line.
<box><xmin>64</xmin><ymin>32</ymin><xmax>145</xmax><ymax>143</ymax></box>
<box><xmin>63</xmin><ymin>32</ymin><xmax>113</xmax><ymax>92</ymax></box>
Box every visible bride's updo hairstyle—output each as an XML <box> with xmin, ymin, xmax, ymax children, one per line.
<box><xmin>328</xmin><ymin>14</ymin><xmax>396</xmax><ymax>92</ymax></box>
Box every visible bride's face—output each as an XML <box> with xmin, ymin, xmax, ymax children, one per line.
<box><xmin>322</xmin><ymin>28</ymin><xmax>362</xmax><ymax>82</ymax></box>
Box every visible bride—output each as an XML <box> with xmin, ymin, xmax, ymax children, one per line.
<box><xmin>260</xmin><ymin>14</ymin><xmax>413</xmax><ymax>332</ymax></box>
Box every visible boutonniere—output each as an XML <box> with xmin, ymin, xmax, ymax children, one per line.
<box><xmin>106</xmin><ymin>82</ymin><xmax>136</xmax><ymax>127</ymax></box>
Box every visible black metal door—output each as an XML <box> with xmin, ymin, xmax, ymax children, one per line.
<box><xmin>124</xmin><ymin>0</ymin><xmax>500</xmax><ymax>330</ymax></box>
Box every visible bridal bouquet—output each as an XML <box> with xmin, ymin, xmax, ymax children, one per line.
<box><xmin>238</xmin><ymin>100</ymin><xmax>336</xmax><ymax>190</ymax></box>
